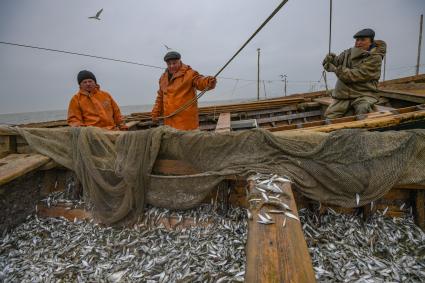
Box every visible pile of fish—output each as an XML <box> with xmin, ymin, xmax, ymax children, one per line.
<box><xmin>0</xmin><ymin>204</ymin><xmax>247</xmax><ymax>282</ymax></box>
<box><xmin>300</xmin><ymin>208</ymin><xmax>425</xmax><ymax>282</ymax></box>
<box><xmin>247</xmin><ymin>173</ymin><xmax>299</xmax><ymax>226</ymax></box>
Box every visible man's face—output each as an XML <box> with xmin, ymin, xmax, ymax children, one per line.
<box><xmin>355</xmin><ymin>37</ymin><xmax>373</xmax><ymax>51</ymax></box>
<box><xmin>166</xmin><ymin>59</ymin><xmax>182</xmax><ymax>75</ymax></box>
<box><xmin>80</xmin><ymin>79</ymin><xmax>96</xmax><ymax>92</ymax></box>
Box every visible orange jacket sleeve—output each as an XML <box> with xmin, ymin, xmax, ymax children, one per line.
<box><xmin>151</xmin><ymin>89</ymin><xmax>164</xmax><ymax>119</ymax></box>
<box><xmin>108</xmin><ymin>93</ymin><xmax>123</xmax><ymax>126</ymax></box>
<box><xmin>192</xmin><ymin>71</ymin><xmax>212</xmax><ymax>91</ymax></box>
<box><xmin>67</xmin><ymin>96</ymin><xmax>83</xmax><ymax>127</ymax></box>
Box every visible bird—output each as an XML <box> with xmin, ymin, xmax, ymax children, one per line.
<box><xmin>88</xmin><ymin>8</ymin><xmax>103</xmax><ymax>20</ymax></box>
<box><xmin>163</xmin><ymin>44</ymin><xmax>172</xmax><ymax>50</ymax></box>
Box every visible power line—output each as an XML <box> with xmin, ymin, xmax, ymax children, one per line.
<box><xmin>0</xmin><ymin>41</ymin><xmax>164</xmax><ymax>70</ymax></box>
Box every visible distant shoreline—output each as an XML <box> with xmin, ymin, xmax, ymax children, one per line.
<box><xmin>0</xmin><ymin>98</ymin><xmax>255</xmax><ymax>125</ymax></box>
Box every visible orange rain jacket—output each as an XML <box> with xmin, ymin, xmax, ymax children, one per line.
<box><xmin>151</xmin><ymin>64</ymin><xmax>215</xmax><ymax>130</ymax></box>
<box><xmin>67</xmin><ymin>85</ymin><xmax>125</xmax><ymax>130</ymax></box>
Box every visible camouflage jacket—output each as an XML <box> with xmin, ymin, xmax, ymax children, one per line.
<box><xmin>329</xmin><ymin>40</ymin><xmax>387</xmax><ymax>100</ymax></box>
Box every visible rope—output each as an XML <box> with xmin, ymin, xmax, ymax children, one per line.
<box><xmin>157</xmin><ymin>0</ymin><xmax>290</xmax><ymax>120</ymax></box>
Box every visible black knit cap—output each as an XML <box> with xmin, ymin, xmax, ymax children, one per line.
<box><xmin>77</xmin><ymin>70</ymin><xmax>97</xmax><ymax>85</ymax></box>
<box><xmin>164</xmin><ymin>51</ymin><xmax>181</xmax><ymax>62</ymax></box>
<box><xmin>353</xmin><ymin>28</ymin><xmax>375</xmax><ymax>40</ymax></box>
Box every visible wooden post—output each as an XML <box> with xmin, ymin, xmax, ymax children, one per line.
<box><xmin>416</xmin><ymin>14</ymin><xmax>423</xmax><ymax>76</ymax></box>
<box><xmin>6</xmin><ymin>135</ymin><xmax>17</xmax><ymax>154</ymax></box>
<box><xmin>245</xmin><ymin>181</ymin><xmax>316</xmax><ymax>282</ymax></box>
<box><xmin>414</xmin><ymin>190</ymin><xmax>425</xmax><ymax>230</ymax></box>
<box><xmin>257</xmin><ymin>48</ymin><xmax>261</xmax><ymax>101</ymax></box>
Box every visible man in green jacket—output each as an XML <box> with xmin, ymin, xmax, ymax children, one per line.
<box><xmin>322</xmin><ymin>28</ymin><xmax>387</xmax><ymax>118</ymax></box>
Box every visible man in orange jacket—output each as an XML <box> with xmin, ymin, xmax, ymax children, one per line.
<box><xmin>67</xmin><ymin>70</ymin><xmax>128</xmax><ymax>130</ymax></box>
<box><xmin>151</xmin><ymin>51</ymin><xmax>217</xmax><ymax>130</ymax></box>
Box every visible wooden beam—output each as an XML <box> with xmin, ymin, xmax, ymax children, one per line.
<box><xmin>36</xmin><ymin>203</ymin><xmax>92</xmax><ymax>222</ymax></box>
<box><xmin>278</xmin><ymin>108</ymin><xmax>425</xmax><ymax>133</ymax></box>
<box><xmin>215</xmin><ymin>112</ymin><xmax>231</xmax><ymax>132</ymax></box>
<box><xmin>256</xmin><ymin>110</ymin><xmax>322</xmax><ymax>124</ymax></box>
<box><xmin>379</xmin><ymin>89</ymin><xmax>425</xmax><ymax>104</ymax></box>
<box><xmin>0</xmin><ymin>153</ymin><xmax>51</xmax><ymax>186</ymax></box>
<box><xmin>152</xmin><ymin>159</ymin><xmax>200</xmax><ymax>175</ymax></box>
<box><xmin>245</xmin><ymin>181</ymin><xmax>316</xmax><ymax>283</ymax></box>
<box><xmin>414</xmin><ymin>190</ymin><xmax>425</xmax><ymax>230</ymax></box>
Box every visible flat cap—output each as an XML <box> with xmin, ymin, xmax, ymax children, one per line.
<box><xmin>164</xmin><ymin>51</ymin><xmax>181</xmax><ymax>62</ymax></box>
<box><xmin>353</xmin><ymin>28</ymin><xmax>375</xmax><ymax>39</ymax></box>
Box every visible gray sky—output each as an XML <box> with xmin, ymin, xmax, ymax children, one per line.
<box><xmin>0</xmin><ymin>0</ymin><xmax>424</xmax><ymax>114</ymax></box>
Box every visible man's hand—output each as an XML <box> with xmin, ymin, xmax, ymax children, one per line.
<box><xmin>207</xmin><ymin>77</ymin><xmax>217</xmax><ymax>89</ymax></box>
<box><xmin>324</xmin><ymin>62</ymin><xmax>337</xmax><ymax>73</ymax></box>
<box><xmin>322</xmin><ymin>52</ymin><xmax>336</xmax><ymax>67</ymax></box>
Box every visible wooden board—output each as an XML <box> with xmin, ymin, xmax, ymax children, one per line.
<box><xmin>245</xmin><ymin>181</ymin><xmax>316</xmax><ymax>283</ymax></box>
<box><xmin>215</xmin><ymin>112</ymin><xmax>231</xmax><ymax>132</ymax></box>
<box><xmin>0</xmin><ymin>153</ymin><xmax>51</xmax><ymax>186</ymax></box>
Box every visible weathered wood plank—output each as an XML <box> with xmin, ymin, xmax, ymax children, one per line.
<box><xmin>379</xmin><ymin>89</ymin><xmax>425</xmax><ymax>104</ymax></box>
<box><xmin>0</xmin><ymin>154</ymin><xmax>51</xmax><ymax>186</ymax></box>
<box><xmin>215</xmin><ymin>112</ymin><xmax>231</xmax><ymax>132</ymax></box>
<box><xmin>245</xmin><ymin>181</ymin><xmax>316</xmax><ymax>283</ymax></box>
<box><xmin>152</xmin><ymin>159</ymin><xmax>200</xmax><ymax>175</ymax></box>
<box><xmin>256</xmin><ymin>110</ymin><xmax>322</xmax><ymax>124</ymax></box>
<box><xmin>414</xmin><ymin>191</ymin><xmax>425</xmax><ymax>230</ymax></box>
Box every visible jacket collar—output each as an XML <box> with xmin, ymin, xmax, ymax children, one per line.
<box><xmin>166</xmin><ymin>64</ymin><xmax>190</xmax><ymax>81</ymax></box>
<box><xmin>79</xmin><ymin>85</ymin><xmax>100</xmax><ymax>96</ymax></box>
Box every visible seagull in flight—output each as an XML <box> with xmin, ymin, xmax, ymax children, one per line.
<box><xmin>163</xmin><ymin>44</ymin><xmax>172</xmax><ymax>50</ymax></box>
<box><xmin>88</xmin><ymin>8</ymin><xmax>103</xmax><ymax>20</ymax></box>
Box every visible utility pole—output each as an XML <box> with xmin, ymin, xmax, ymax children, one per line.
<box><xmin>280</xmin><ymin>74</ymin><xmax>287</xmax><ymax>96</ymax></box>
<box><xmin>416</xmin><ymin>14</ymin><xmax>423</xmax><ymax>76</ymax></box>
<box><xmin>257</xmin><ymin>48</ymin><xmax>261</xmax><ymax>101</ymax></box>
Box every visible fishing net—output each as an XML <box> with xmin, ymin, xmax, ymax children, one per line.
<box><xmin>9</xmin><ymin>126</ymin><xmax>425</xmax><ymax>226</ymax></box>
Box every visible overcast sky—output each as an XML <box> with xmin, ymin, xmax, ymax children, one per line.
<box><xmin>0</xmin><ymin>0</ymin><xmax>424</xmax><ymax>114</ymax></box>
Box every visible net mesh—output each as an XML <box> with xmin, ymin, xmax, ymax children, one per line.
<box><xmin>9</xmin><ymin>126</ymin><xmax>425</xmax><ymax>226</ymax></box>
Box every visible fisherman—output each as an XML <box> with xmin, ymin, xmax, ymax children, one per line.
<box><xmin>322</xmin><ymin>28</ymin><xmax>387</xmax><ymax>118</ymax></box>
<box><xmin>151</xmin><ymin>51</ymin><xmax>217</xmax><ymax>130</ymax></box>
<box><xmin>67</xmin><ymin>70</ymin><xmax>128</xmax><ymax>130</ymax></box>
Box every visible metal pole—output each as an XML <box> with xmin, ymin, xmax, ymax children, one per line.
<box><xmin>284</xmin><ymin>75</ymin><xmax>287</xmax><ymax>96</ymax></box>
<box><xmin>416</xmin><ymin>14</ymin><xmax>423</xmax><ymax>76</ymax></box>
<box><xmin>262</xmin><ymin>80</ymin><xmax>267</xmax><ymax>98</ymax></box>
<box><xmin>257</xmin><ymin>48</ymin><xmax>261</xmax><ymax>101</ymax></box>
<box><xmin>328</xmin><ymin>0</ymin><xmax>333</xmax><ymax>54</ymax></box>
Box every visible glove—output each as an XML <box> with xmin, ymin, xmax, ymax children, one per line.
<box><xmin>207</xmin><ymin>77</ymin><xmax>217</xmax><ymax>89</ymax></box>
<box><xmin>324</xmin><ymin>63</ymin><xmax>337</xmax><ymax>73</ymax></box>
<box><xmin>322</xmin><ymin>52</ymin><xmax>336</xmax><ymax>67</ymax></box>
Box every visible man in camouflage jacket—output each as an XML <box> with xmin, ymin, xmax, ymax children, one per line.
<box><xmin>322</xmin><ymin>28</ymin><xmax>387</xmax><ymax>118</ymax></box>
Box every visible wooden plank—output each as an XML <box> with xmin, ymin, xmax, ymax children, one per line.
<box><xmin>36</xmin><ymin>203</ymin><xmax>92</xmax><ymax>221</ymax></box>
<box><xmin>256</xmin><ymin>110</ymin><xmax>322</xmax><ymax>124</ymax></box>
<box><xmin>282</xmin><ymin>108</ymin><xmax>425</xmax><ymax>133</ymax></box>
<box><xmin>152</xmin><ymin>159</ymin><xmax>200</xmax><ymax>175</ymax></box>
<box><xmin>313</xmin><ymin>96</ymin><xmax>334</xmax><ymax>106</ymax></box>
<box><xmin>414</xmin><ymin>191</ymin><xmax>425</xmax><ymax>230</ymax></box>
<box><xmin>215</xmin><ymin>112</ymin><xmax>231</xmax><ymax>132</ymax></box>
<box><xmin>245</xmin><ymin>181</ymin><xmax>316</xmax><ymax>283</ymax></box>
<box><xmin>379</xmin><ymin>89</ymin><xmax>425</xmax><ymax>104</ymax></box>
<box><xmin>0</xmin><ymin>153</ymin><xmax>51</xmax><ymax>186</ymax></box>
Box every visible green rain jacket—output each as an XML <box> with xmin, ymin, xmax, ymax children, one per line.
<box><xmin>328</xmin><ymin>40</ymin><xmax>387</xmax><ymax>100</ymax></box>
